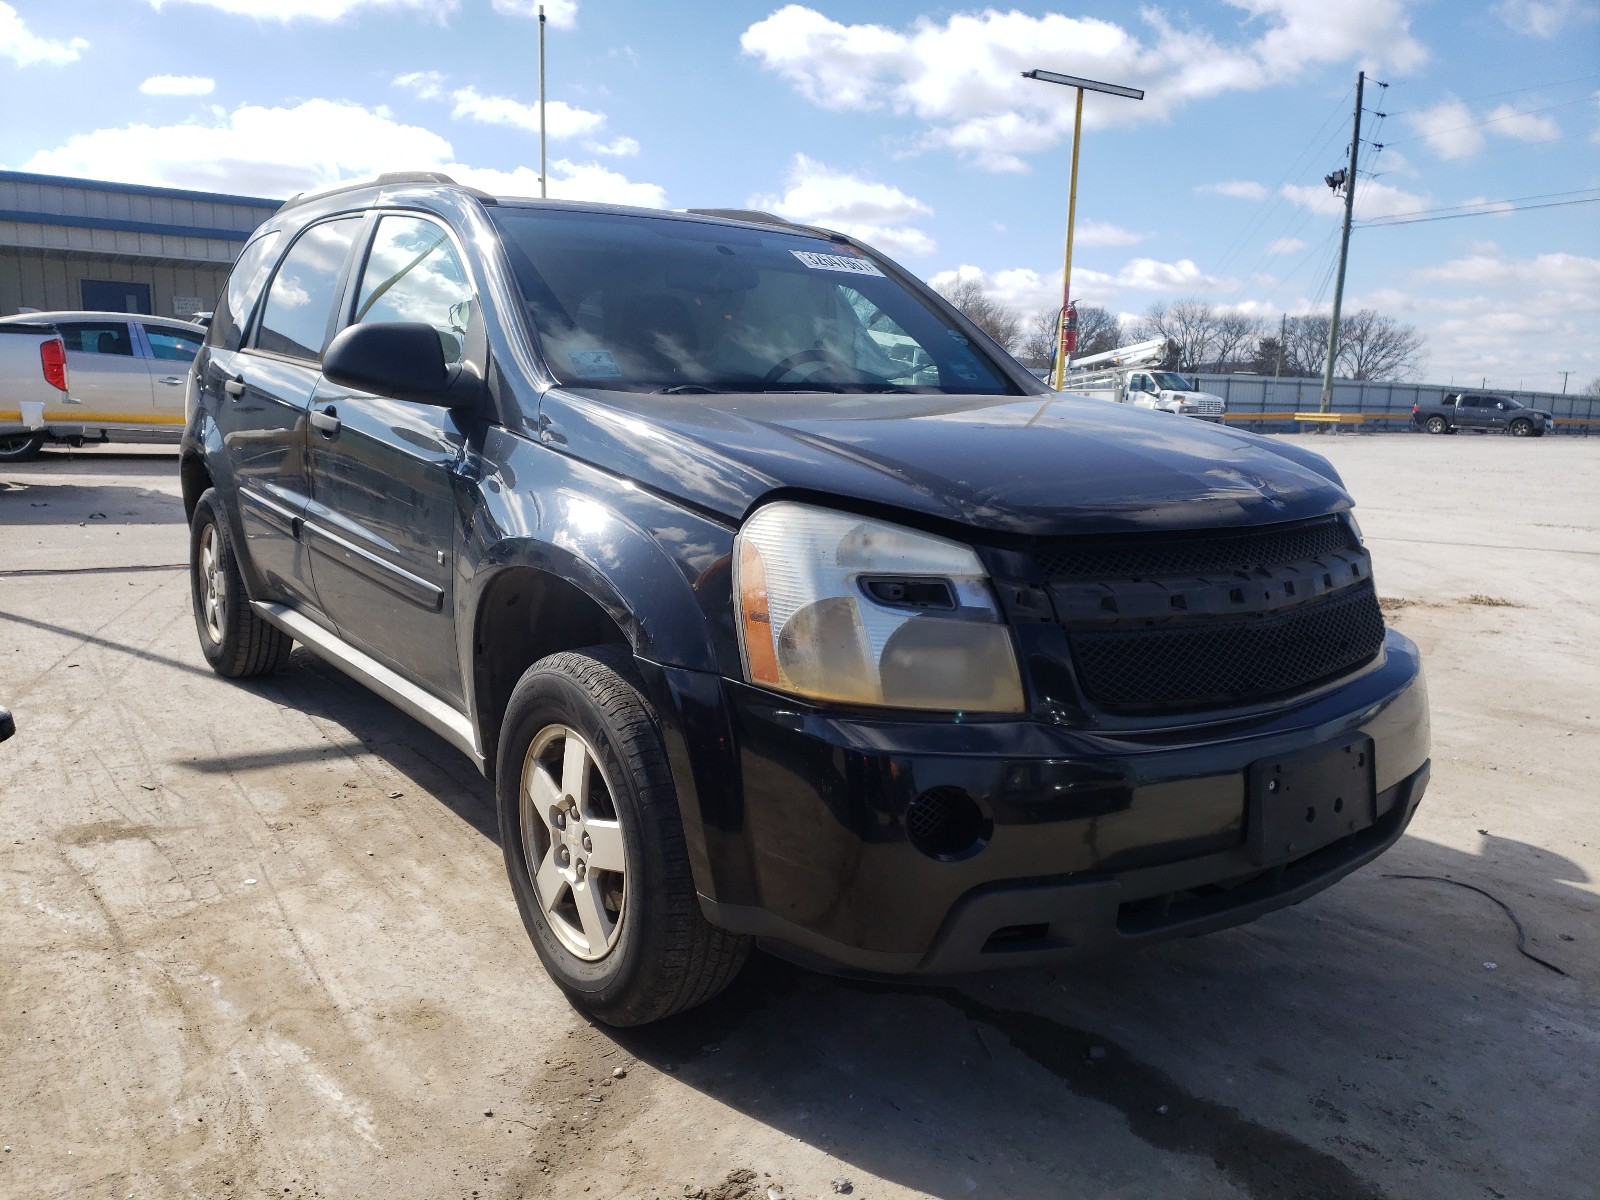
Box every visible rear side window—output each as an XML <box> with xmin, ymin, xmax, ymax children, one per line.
<box><xmin>144</xmin><ymin>325</ymin><xmax>204</xmax><ymax>361</ymax></box>
<box><xmin>57</xmin><ymin>321</ymin><xmax>134</xmax><ymax>356</ymax></box>
<box><xmin>352</xmin><ymin>215</ymin><xmax>474</xmax><ymax>368</ymax></box>
<box><xmin>211</xmin><ymin>231</ymin><xmax>281</xmax><ymax>353</ymax></box>
<box><xmin>256</xmin><ymin>217</ymin><xmax>362</xmax><ymax>362</ymax></box>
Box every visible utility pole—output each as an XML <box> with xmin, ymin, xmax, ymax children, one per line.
<box><xmin>1275</xmin><ymin>312</ymin><xmax>1286</xmax><ymax>377</ymax></box>
<box><xmin>538</xmin><ymin>4</ymin><xmax>548</xmax><ymax>198</ymax></box>
<box><xmin>1560</xmin><ymin>370</ymin><xmax>1571</xmax><ymax>393</ymax></box>
<box><xmin>1319</xmin><ymin>71</ymin><xmax>1364</xmax><ymax>413</ymax></box>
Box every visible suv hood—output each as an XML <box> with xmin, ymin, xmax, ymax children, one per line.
<box><xmin>542</xmin><ymin>388</ymin><xmax>1349</xmax><ymax>536</ymax></box>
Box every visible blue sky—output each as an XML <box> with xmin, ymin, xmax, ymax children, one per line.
<box><xmin>2</xmin><ymin>0</ymin><xmax>1597</xmax><ymax>390</ymax></box>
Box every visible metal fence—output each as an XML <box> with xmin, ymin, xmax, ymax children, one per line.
<box><xmin>1190</xmin><ymin>374</ymin><xmax>1599</xmax><ymax>436</ymax></box>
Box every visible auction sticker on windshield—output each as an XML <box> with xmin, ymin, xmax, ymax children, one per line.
<box><xmin>790</xmin><ymin>250</ymin><xmax>885</xmax><ymax>277</ymax></box>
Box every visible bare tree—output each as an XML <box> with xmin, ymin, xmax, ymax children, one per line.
<box><xmin>1075</xmin><ymin>305</ymin><xmax>1122</xmax><ymax>358</ymax></box>
<box><xmin>1335</xmin><ymin>309</ymin><xmax>1426</xmax><ymax>381</ymax></box>
<box><xmin>1280</xmin><ymin>313</ymin><xmax>1332</xmax><ymax>377</ymax></box>
<box><xmin>1137</xmin><ymin>299</ymin><xmax>1222</xmax><ymax>372</ymax></box>
<box><xmin>1017</xmin><ymin>307</ymin><xmax>1061</xmax><ymax>366</ymax></box>
<box><xmin>1209</xmin><ymin>311</ymin><xmax>1264</xmax><ymax>369</ymax></box>
<box><xmin>935</xmin><ymin>276</ymin><xmax>1021</xmax><ymax>351</ymax></box>
<box><xmin>1584</xmin><ymin>377</ymin><xmax>1600</xmax><ymax>398</ymax></box>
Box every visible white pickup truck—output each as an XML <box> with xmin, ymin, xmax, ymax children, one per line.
<box><xmin>0</xmin><ymin>311</ymin><xmax>205</xmax><ymax>461</ymax></box>
<box><xmin>1061</xmin><ymin>338</ymin><xmax>1228</xmax><ymax>422</ymax></box>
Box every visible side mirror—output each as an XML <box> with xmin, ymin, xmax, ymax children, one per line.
<box><xmin>322</xmin><ymin>321</ymin><xmax>453</xmax><ymax>404</ymax></box>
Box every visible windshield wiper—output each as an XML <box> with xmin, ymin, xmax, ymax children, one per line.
<box><xmin>656</xmin><ymin>383</ymin><xmax>730</xmax><ymax>394</ymax></box>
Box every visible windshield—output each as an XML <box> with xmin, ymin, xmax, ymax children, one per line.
<box><xmin>489</xmin><ymin>207</ymin><xmax>1018</xmax><ymax>395</ymax></box>
<box><xmin>1150</xmin><ymin>371</ymin><xmax>1193</xmax><ymax>391</ymax></box>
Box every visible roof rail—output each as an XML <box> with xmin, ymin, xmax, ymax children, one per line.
<box><xmin>277</xmin><ymin>171</ymin><xmax>495</xmax><ymax>214</ymax></box>
<box><xmin>683</xmin><ymin>208</ymin><xmax>796</xmax><ymax>228</ymax></box>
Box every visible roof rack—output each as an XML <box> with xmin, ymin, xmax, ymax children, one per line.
<box><xmin>683</xmin><ymin>208</ymin><xmax>797</xmax><ymax>228</ymax></box>
<box><xmin>277</xmin><ymin>171</ymin><xmax>496</xmax><ymax>214</ymax></box>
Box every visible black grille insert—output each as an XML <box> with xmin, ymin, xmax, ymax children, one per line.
<box><xmin>1070</xmin><ymin>581</ymin><xmax>1385</xmax><ymax>713</ymax></box>
<box><xmin>1037</xmin><ymin>518</ymin><xmax>1356</xmax><ymax>582</ymax></box>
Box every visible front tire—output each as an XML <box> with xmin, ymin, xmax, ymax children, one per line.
<box><xmin>0</xmin><ymin>432</ymin><xmax>45</xmax><ymax>462</ymax></box>
<box><xmin>188</xmin><ymin>489</ymin><xmax>293</xmax><ymax>677</ymax></box>
<box><xmin>1424</xmin><ymin>415</ymin><xmax>1447</xmax><ymax>435</ymax></box>
<box><xmin>1509</xmin><ymin>418</ymin><xmax>1532</xmax><ymax>437</ymax></box>
<box><xmin>497</xmin><ymin>647</ymin><xmax>749</xmax><ymax>1026</ymax></box>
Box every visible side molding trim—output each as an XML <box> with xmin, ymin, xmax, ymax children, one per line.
<box><xmin>253</xmin><ymin>601</ymin><xmax>484</xmax><ymax>770</ymax></box>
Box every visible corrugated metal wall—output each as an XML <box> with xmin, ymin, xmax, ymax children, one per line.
<box><xmin>1193</xmin><ymin>374</ymin><xmax>1598</xmax><ymax>437</ymax></box>
<box><xmin>0</xmin><ymin>247</ymin><xmax>230</xmax><ymax>319</ymax></box>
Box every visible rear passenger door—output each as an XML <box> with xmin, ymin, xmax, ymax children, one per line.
<box><xmin>303</xmin><ymin>212</ymin><xmax>475</xmax><ymax>705</ymax></box>
<box><xmin>215</xmin><ymin>216</ymin><xmax>364</xmax><ymax>612</ymax></box>
<box><xmin>54</xmin><ymin>318</ymin><xmax>152</xmax><ymax>422</ymax></box>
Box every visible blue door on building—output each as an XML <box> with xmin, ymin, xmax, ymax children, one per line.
<box><xmin>81</xmin><ymin>279</ymin><xmax>151</xmax><ymax>314</ymax></box>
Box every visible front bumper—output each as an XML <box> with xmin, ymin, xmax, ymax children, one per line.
<box><xmin>653</xmin><ymin>631</ymin><xmax>1429</xmax><ymax>976</ymax></box>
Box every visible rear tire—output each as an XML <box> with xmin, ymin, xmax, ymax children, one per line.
<box><xmin>189</xmin><ymin>489</ymin><xmax>294</xmax><ymax>677</ymax></box>
<box><xmin>0</xmin><ymin>432</ymin><xmax>45</xmax><ymax>462</ymax></box>
<box><xmin>497</xmin><ymin>646</ymin><xmax>750</xmax><ymax>1026</ymax></box>
<box><xmin>1424</xmin><ymin>415</ymin><xmax>1447</xmax><ymax>435</ymax></box>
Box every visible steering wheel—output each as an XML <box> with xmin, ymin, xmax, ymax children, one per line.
<box><xmin>762</xmin><ymin>346</ymin><xmax>851</xmax><ymax>384</ymax></box>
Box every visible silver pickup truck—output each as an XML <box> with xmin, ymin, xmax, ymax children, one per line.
<box><xmin>1</xmin><ymin>311</ymin><xmax>205</xmax><ymax>461</ymax></box>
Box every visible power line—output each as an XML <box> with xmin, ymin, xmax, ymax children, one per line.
<box><xmin>1357</xmin><ymin>187</ymin><xmax>1600</xmax><ymax>222</ymax></box>
<box><xmin>1384</xmin><ymin>94</ymin><xmax>1594</xmax><ymax>146</ymax></box>
<box><xmin>1382</xmin><ymin>72</ymin><xmax>1600</xmax><ymax>117</ymax></box>
<box><xmin>1360</xmin><ymin>196</ymin><xmax>1600</xmax><ymax>227</ymax></box>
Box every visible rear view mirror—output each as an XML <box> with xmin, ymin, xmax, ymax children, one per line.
<box><xmin>322</xmin><ymin>321</ymin><xmax>453</xmax><ymax>404</ymax></box>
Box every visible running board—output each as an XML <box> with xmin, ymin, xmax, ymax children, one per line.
<box><xmin>253</xmin><ymin>601</ymin><xmax>484</xmax><ymax>770</ymax></box>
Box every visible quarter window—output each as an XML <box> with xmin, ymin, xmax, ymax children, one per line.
<box><xmin>212</xmin><ymin>231</ymin><xmax>281</xmax><ymax>353</ymax></box>
<box><xmin>256</xmin><ymin>217</ymin><xmax>361</xmax><ymax>362</ymax></box>
<box><xmin>352</xmin><ymin>216</ymin><xmax>474</xmax><ymax>367</ymax></box>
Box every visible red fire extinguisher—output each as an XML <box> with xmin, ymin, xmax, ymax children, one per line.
<box><xmin>1060</xmin><ymin>302</ymin><xmax>1079</xmax><ymax>356</ymax></box>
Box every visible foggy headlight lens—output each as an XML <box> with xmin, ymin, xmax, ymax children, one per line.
<box><xmin>733</xmin><ymin>502</ymin><xmax>1025</xmax><ymax>713</ymax></box>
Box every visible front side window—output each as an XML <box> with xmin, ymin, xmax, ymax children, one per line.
<box><xmin>256</xmin><ymin>217</ymin><xmax>361</xmax><ymax>361</ymax></box>
<box><xmin>58</xmin><ymin>321</ymin><xmax>133</xmax><ymax>356</ymax></box>
<box><xmin>352</xmin><ymin>215</ymin><xmax>474</xmax><ymax>367</ymax></box>
<box><xmin>489</xmin><ymin>207</ymin><xmax>1018</xmax><ymax>395</ymax></box>
<box><xmin>144</xmin><ymin>326</ymin><xmax>204</xmax><ymax>361</ymax></box>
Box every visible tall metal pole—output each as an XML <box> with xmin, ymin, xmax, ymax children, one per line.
<box><xmin>1050</xmin><ymin>88</ymin><xmax>1085</xmax><ymax>391</ymax></box>
<box><xmin>1319</xmin><ymin>71</ymin><xmax>1364</xmax><ymax>412</ymax></box>
<box><xmin>538</xmin><ymin>4</ymin><xmax>548</xmax><ymax>198</ymax></box>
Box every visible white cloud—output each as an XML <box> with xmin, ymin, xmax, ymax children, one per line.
<box><xmin>393</xmin><ymin>70</ymin><xmax>445</xmax><ymax>100</ymax></box>
<box><xmin>1281</xmin><ymin>178</ymin><xmax>1431</xmax><ymax>219</ymax></box>
<box><xmin>1457</xmin><ymin>196</ymin><xmax>1516</xmax><ymax>217</ymax></box>
<box><xmin>490</xmin><ymin>0</ymin><xmax>577</xmax><ymax>28</ymax></box>
<box><xmin>1</xmin><ymin>2</ymin><xmax>88</xmax><ymax>66</ymax></box>
<box><xmin>1397</xmin><ymin>247</ymin><xmax>1600</xmax><ymax>383</ymax></box>
<box><xmin>1484</xmin><ymin>102</ymin><xmax>1560</xmax><ymax>142</ymax></box>
<box><xmin>928</xmin><ymin>255</ymin><xmax>1227</xmax><ymax>317</ymax></box>
<box><xmin>449</xmin><ymin>86</ymin><xmax>606</xmax><ymax>138</ymax></box>
<box><xmin>145</xmin><ymin>0</ymin><xmax>448</xmax><ymax>19</ymax></box>
<box><xmin>140</xmin><ymin>74</ymin><xmax>214</xmax><ymax>96</ymax></box>
<box><xmin>741</xmin><ymin>3</ymin><xmax>1427</xmax><ymax>170</ymax></box>
<box><xmin>1265</xmin><ymin>237</ymin><xmax>1308</xmax><ymax>255</ymax></box>
<box><xmin>750</xmin><ymin>154</ymin><xmax>936</xmax><ymax>258</ymax></box>
<box><xmin>1076</xmin><ymin>220</ymin><xmax>1151</xmax><ymax>247</ymax></box>
<box><xmin>17</xmin><ymin>98</ymin><xmax>665</xmax><ymax>207</ymax></box>
<box><xmin>1494</xmin><ymin>0</ymin><xmax>1593</xmax><ymax>37</ymax></box>
<box><xmin>1198</xmin><ymin>180</ymin><xmax>1270</xmax><ymax>201</ymax></box>
<box><xmin>1406</xmin><ymin>99</ymin><xmax>1485</xmax><ymax>159</ymax></box>
<box><xmin>586</xmin><ymin>136</ymin><xmax>640</xmax><ymax>158</ymax></box>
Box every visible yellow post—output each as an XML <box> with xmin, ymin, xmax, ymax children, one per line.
<box><xmin>1050</xmin><ymin>87</ymin><xmax>1085</xmax><ymax>391</ymax></box>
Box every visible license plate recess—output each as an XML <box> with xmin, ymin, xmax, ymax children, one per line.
<box><xmin>1246</xmin><ymin>734</ymin><xmax>1375</xmax><ymax>866</ymax></box>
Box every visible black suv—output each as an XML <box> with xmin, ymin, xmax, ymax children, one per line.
<box><xmin>181</xmin><ymin>173</ymin><xmax>1430</xmax><ymax>1025</ymax></box>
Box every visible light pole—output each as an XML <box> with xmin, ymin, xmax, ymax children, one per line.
<box><xmin>1022</xmin><ymin>69</ymin><xmax>1143</xmax><ymax>390</ymax></box>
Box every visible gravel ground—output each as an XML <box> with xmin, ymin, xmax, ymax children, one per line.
<box><xmin>1</xmin><ymin>432</ymin><xmax>1596</xmax><ymax>1200</ymax></box>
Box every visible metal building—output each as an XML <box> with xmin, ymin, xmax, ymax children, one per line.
<box><xmin>0</xmin><ymin>170</ymin><xmax>280</xmax><ymax>320</ymax></box>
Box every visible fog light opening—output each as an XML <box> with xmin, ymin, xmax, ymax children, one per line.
<box><xmin>905</xmin><ymin>786</ymin><xmax>991</xmax><ymax>860</ymax></box>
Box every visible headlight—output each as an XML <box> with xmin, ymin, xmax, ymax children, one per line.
<box><xmin>733</xmin><ymin>502</ymin><xmax>1025</xmax><ymax>713</ymax></box>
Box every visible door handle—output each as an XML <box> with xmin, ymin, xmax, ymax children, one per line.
<box><xmin>309</xmin><ymin>406</ymin><xmax>341</xmax><ymax>436</ymax></box>
<box><xmin>223</xmin><ymin>376</ymin><xmax>245</xmax><ymax>398</ymax></box>
<box><xmin>158</xmin><ymin>376</ymin><xmax>184</xmax><ymax>386</ymax></box>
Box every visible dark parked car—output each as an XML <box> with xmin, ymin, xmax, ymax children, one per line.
<box><xmin>181</xmin><ymin>173</ymin><xmax>1430</xmax><ymax>1025</ymax></box>
<box><xmin>1412</xmin><ymin>392</ymin><xmax>1553</xmax><ymax>436</ymax></box>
